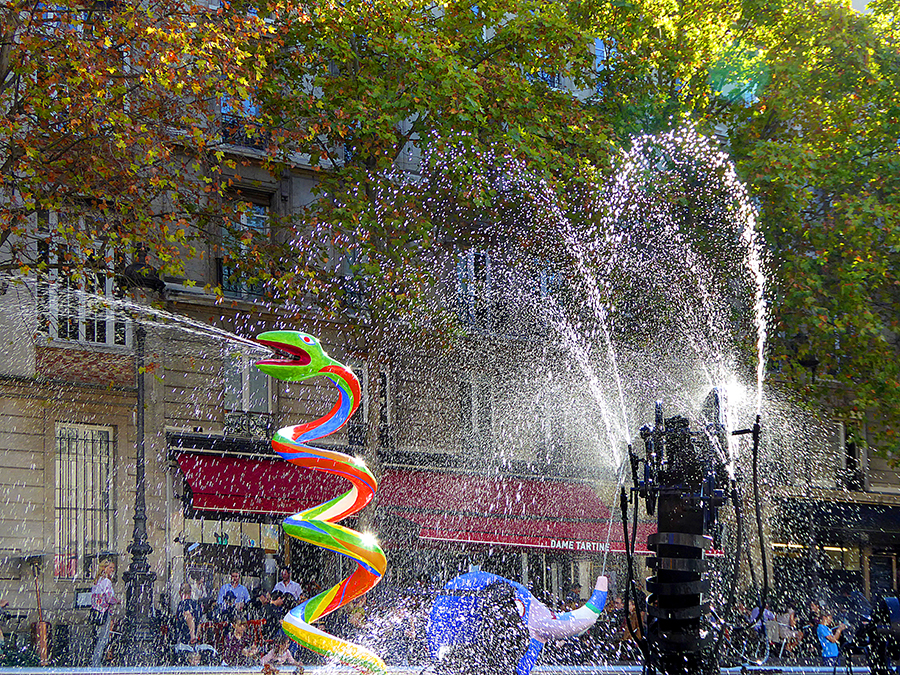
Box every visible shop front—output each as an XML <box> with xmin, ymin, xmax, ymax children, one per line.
<box><xmin>170</xmin><ymin>433</ymin><xmax>350</xmax><ymax>605</ymax></box>
<box><xmin>374</xmin><ymin>468</ymin><xmax>655</xmax><ymax>602</ymax></box>
<box><xmin>170</xmin><ymin>431</ymin><xmax>659</xmax><ymax>607</ymax></box>
<box><xmin>774</xmin><ymin>493</ymin><xmax>900</xmax><ymax>603</ymax></box>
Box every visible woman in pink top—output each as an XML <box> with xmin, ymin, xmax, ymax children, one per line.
<box><xmin>261</xmin><ymin>634</ymin><xmax>302</xmax><ymax>671</ymax></box>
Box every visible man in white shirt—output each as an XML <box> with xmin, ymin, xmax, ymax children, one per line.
<box><xmin>272</xmin><ymin>567</ymin><xmax>303</xmax><ymax>601</ymax></box>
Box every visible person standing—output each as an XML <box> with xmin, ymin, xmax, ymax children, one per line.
<box><xmin>216</xmin><ymin>571</ymin><xmax>249</xmax><ymax>614</ymax></box>
<box><xmin>817</xmin><ymin>611</ymin><xmax>846</xmax><ymax>667</ymax></box>
<box><xmin>89</xmin><ymin>560</ymin><xmax>119</xmax><ymax>667</ymax></box>
<box><xmin>625</xmin><ymin>598</ymin><xmax>646</xmax><ymax>642</ymax></box>
<box><xmin>750</xmin><ymin>602</ymin><xmax>776</xmax><ymax>628</ymax></box>
<box><xmin>273</xmin><ymin>567</ymin><xmax>303</xmax><ymax>601</ymax></box>
<box><xmin>778</xmin><ymin>605</ymin><xmax>804</xmax><ymax>655</ymax></box>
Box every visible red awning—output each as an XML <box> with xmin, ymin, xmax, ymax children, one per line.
<box><xmin>377</xmin><ymin>469</ymin><xmax>656</xmax><ymax>553</ymax></box>
<box><xmin>176</xmin><ymin>459</ymin><xmax>660</xmax><ymax>553</ymax></box>
<box><xmin>176</xmin><ymin>453</ymin><xmax>349</xmax><ymax>515</ymax></box>
<box><xmin>378</xmin><ymin>469</ymin><xmax>611</xmax><ymax>520</ymax></box>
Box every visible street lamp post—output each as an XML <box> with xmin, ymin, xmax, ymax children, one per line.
<box><xmin>121</xmin><ymin>250</ymin><xmax>165</xmax><ymax>665</ymax></box>
<box><xmin>121</xmin><ymin>320</ymin><xmax>157</xmax><ymax>665</ymax></box>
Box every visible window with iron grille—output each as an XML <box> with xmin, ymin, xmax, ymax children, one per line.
<box><xmin>221</xmin><ymin>96</ymin><xmax>270</xmax><ymax>150</ymax></box>
<box><xmin>457</xmin><ymin>249</ymin><xmax>492</xmax><ymax>331</ymax></box>
<box><xmin>223</xmin><ymin>346</ymin><xmax>272</xmax><ymax>438</ymax></box>
<box><xmin>54</xmin><ymin>423</ymin><xmax>115</xmax><ymax>579</ymax></box>
<box><xmin>219</xmin><ymin>201</ymin><xmax>269</xmax><ymax>299</ymax></box>
<box><xmin>336</xmin><ymin>250</ymin><xmax>370</xmax><ymax>318</ymax></box>
<box><xmin>594</xmin><ymin>38</ymin><xmax>615</xmax><ymax>94</ymax></box>
<box><xmin>37</xmin><ymin>211</ymin><xmax>130</xmax><ymax>347</ymax></box>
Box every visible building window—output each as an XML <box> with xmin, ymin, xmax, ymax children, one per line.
<box><xmin>457</xmin><ymin>249</ymin><xmax>493</xmax><ymax>331</ymax></box>
<box><xmin>54</xmin><ymin>423</ymin><xmax>115</xmax><ymax>579</ymax></box>
<box><xmin>347</xmin><ymin>361</ymin><xmax>368</xmax><ymax>448</ymax></box>
<box><xmin>377</xmin><ymin>369</ymin><xmax>393</xmax><ymax>449</ymax></box>
<box><xmin>37</xmin><ymin>211</ymin><xmax>129</xmax><ymax>347</ymax></box>
<box><xmin>527</xmin><ymin>49</ymin><xmax>563</xmax><ymax>90</ymax></box>
<box><xmin>221</xmin><ymin>96</ymin><xmax>270</xmax><ymax>149</ymax></box>
<box><xmin>223</xmin><ymin>346</ymin><xmax>271</xmax><ymax>437</ymax></box>
<box><xmin>531</xmin><ymin>260</ymin><xmax>565</xmax><ymax>335</ymax></box>
<box><xmin>219</xmin><ymin>201</ymin><xmax>269</xmax><ymax>299</ymax></box>
<box><xmin>594</xmin><ymin>38</ymin><xmax>616</xmax><ymax>94</ymax></box>
<box><xmin>336</xmin><ymin>250</ymin><xmax>370</xmax><ymax>317</ymax></box>
<box><xmin>769</xmin><ymin>416</ymin><xmax>846</xmax><ymax>489</ymax></box>
<box><xmin>459</xmin><ymin>376</ymin><xmax>492</xmax><ymax>449</ymax></box>
<box><xmin>457</xmin><ymin>250</ymin><xmax>561</xmax><ymax>338</ymax></box>
<box><xmin>528</xmin><ymin>68</ymin><xmax>562</xmax><ymax>90</ymax></box>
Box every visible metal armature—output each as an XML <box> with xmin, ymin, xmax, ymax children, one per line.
<box><xmin>631</xmin><ymin>389</ymin><xmax>731</xmax><ymax>675</ymax></box>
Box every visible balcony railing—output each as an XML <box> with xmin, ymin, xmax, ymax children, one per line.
<box><xmin>337</xmin><ymin>276</ymin><xmax>370</xmax><ymax>319</ymax></box>
<box><xmin>221</xmin><ymin>113</ymin><xmax>271</xmax><ymax>150</ymax></box>
<box><xmin>527</xmin><ymin>70</ymin><xmax>563</xmax><ymax>90</ymax></box>
<box><xmin>224</xmin><ymin>411</ymin><xmax>274</xmax><ymax>439</ymax></box>
<box><xmin>217</xmin><ymin>258</ymin><xmax>266</xmax><ymax>300</ymax></box>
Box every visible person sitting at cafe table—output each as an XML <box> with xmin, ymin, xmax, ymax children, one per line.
<box><xmin>223</xmin><ymin>615</ymin><xmax>259</xmax><ymax>666</ymax></box>
<box><xmin>222</xmin><ymin>590</ymin><xmax>246</xmax><ymax>624</ymax></box>
<box><xmin>248</xmin><ymin>588</ymin><xmax>282</xmax><ymax>641</ymax></box>
<box><xmin>217</xmin><ymin>571</ymin><xmax>249</xmax><ymax>613</ymax></box>
<box><xmin>270</xmin><ymin>589</ymin><xmax>296</xmax><ymax>614</ymax></box>
<box><xmin>173</xmin><ymin>583</ymin><xmax>217</xmax><ymax>666</ymax></box>
<box><xmin>273</xmin><ymin>567</ymin><xmax>304</xmax><ymax>601</ymax></box>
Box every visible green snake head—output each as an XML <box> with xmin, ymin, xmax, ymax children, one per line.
<box><xmin>255</xmin><ymin>331</ymin><xmax>336</xmax><ymax>381</ymax></box>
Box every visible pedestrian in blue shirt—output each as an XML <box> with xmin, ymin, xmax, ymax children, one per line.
<box><xmin>817</xmin><ymin>611</ymin><xmax>846</xmax><ymax>667</ymax></box>
<box><xmin>216</xmin><ymin>571</ymin><xmax>249</xmax><ymax>614</ymax></box>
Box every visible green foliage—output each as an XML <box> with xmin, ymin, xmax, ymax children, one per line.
<box><xmin>0</xmin><ymin>0</ymin><xmax>274</xmax><ymax>280</ymax></box>
<box><xmin>580</xmin><ymin>0</ymin><xmax>900</xmax><ymax>458</ymax></box>
<box><xmin>3</xmin><ymin>0</ymin><xmax>898</xmax><ymax>458</ymax></box>
<box><xmin>240</xmin><ymin>0</ymin><xmax>610</xmax><ymax>320</ymax></box>
<box><xmin>730</xmin><ymin>0</ymin><xmax>900</xmax><ymax>459</ymax></box>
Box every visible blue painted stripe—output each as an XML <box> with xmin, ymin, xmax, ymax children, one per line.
<box><xmin>278</xmin><ymin>444</ymin><xmax>378</xmax><ymax>494</ymax></box>
<box><xmin>284</xmin><ymin>517</ymin><xmax>332</xmax><ymax>537</ymax></box>
<box><xmin>297</xmin><ymin>390</ymin><xmax>351</xmax><ymax>442</ymax></box>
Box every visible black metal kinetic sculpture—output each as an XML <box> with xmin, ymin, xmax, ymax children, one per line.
<box><xmin>626</xmin><ymin>388</ymin><xmax>760</xmax><ymax>675</ymax></box>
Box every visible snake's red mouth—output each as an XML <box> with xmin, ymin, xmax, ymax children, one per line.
<box><xmin>256</xmin><ymin>338</ymin><xmax>312</xmax><ymax>367</ymax></box>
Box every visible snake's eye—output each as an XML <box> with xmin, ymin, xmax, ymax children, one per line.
<box><xmin>303</xmin><ymin>336</ymin><xmax>315</xmax><ymax>345</ymax></box>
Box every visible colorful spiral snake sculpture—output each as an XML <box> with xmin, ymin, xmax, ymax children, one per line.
<box><xmin>255</xmin><ymin>330</ymin><xmax>387</xmax><ymax>673</ymax></box>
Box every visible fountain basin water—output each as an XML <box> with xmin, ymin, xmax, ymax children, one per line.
<box><xmin>0</xmin><ymin>666</ymin><xmax>874</xmax><ymax>674</ymax></box>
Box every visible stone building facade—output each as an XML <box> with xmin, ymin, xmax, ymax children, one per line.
<box><xmin>0</xmin><ymin>242</ymin><xmax>629</xmax><ymax>664</ymax></box>
<box><xmin>0</xmin><ymin>143</ymin><xmax>897</xmax><ymax>666</ymax></box>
